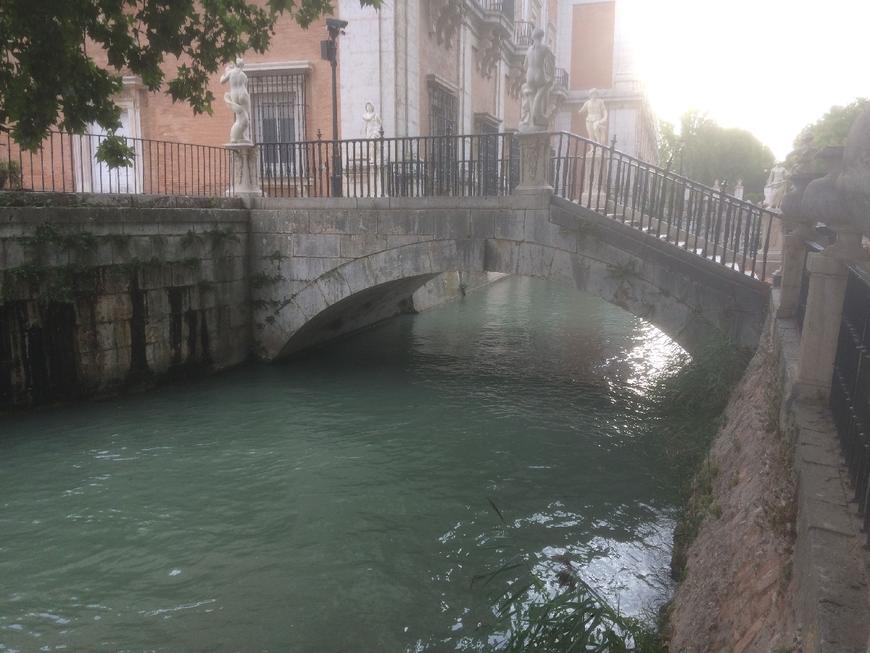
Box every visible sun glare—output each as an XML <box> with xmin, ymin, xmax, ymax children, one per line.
<box><xmin>621</xmin><ymin>0</ymin><xmax>870</xmax><ymax>159</ymax></box>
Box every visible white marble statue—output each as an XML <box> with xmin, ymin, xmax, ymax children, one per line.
<box><xmin>734</xmin><ymin>178</ymin><xmax>745</xmax><ymax>200</ymax></box>
<box><xmin>579</xmin><ymin>89</ymin><xmax>608</xmax><ymax>144</ymax></box>
<box><xmin>764</xmin><ymin>163</ymin><xmax>787</xmax><ymax>210</ymax></box>
<box><xmin>519</xmin><ymin>29</ymin><xmax>559</xmax><ymax>133</ymax></box>
<box><xmin>220</xmin><ymin>58</ymin><xmax>252</xmax><ymax>144</ymax></box>
<box><xmin>363</xmin><ymin>102</ymin><xmax>383</xmax><ymax>139</ymax></box>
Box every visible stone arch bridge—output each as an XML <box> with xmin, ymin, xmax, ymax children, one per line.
<box><xmin>250</xmin><ymin>190</ymin><xmax>770</xmax><ymax>359</ymax></box>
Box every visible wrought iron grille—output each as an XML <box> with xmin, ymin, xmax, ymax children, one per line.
<box><xmin>249</xmin><ymin>72</ymin><xmax>308</xmax><ymax>177</ymax></box>
<box><xmin>831</xmin><ymin>267</ymin><xmax>870</xmax><ymax>546</ymax></box>
<box><xmin>428</xmin><ymin>82</ymin><xmax>458</xmax><ymax>138</ymax></box>
<box><xmin>514</xmin><ymin>21</ymin><xmax>535</xmax><ymax>48</ymax></box>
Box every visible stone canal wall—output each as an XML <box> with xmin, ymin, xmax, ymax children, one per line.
<box><xmin>0</xmin><ymin>194</ymin><xmax>501</xmax><ymax>407</ymax></box>
<box><xmin>667</xmin><ymin>293</ymin><xmax>870</xmax><ymax>652</ymax></box>
<box><xmin>0</xmin><ymin>194</ymin><xmax>251</xmax><ymax>407</ymax></box>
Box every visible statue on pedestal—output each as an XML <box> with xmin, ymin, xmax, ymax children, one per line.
<box><xmin>764</xmin><ymin>163</ymin><xmax>787</xmax><ymax>210</ymax></box>
<box><xmin>220</xmin><ymin>58</ymin><xmax>252</xmax><ymax>144</ymax></box>
<box><xmin>519</xmin><ymin>29</ymin><xmax>562</xmax><ymax>133</ymax></box>
<box><xmin>579</xmin><ymin>89</ymin><xmax>608</xmax><ymax>144</ymax></box>
<box><xmin>362</xmin><ymin>102</ymin><xmax>383</xmax><ymax>140</ymax></box>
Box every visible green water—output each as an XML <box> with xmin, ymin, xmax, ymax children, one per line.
<box><xmin>0</xmin><ymin>278</ymin><xmax>683</xmax><ymax>652</ymax></box>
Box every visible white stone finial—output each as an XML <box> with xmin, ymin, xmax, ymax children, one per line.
<box><xmin>220</xmin><ymin>57</ymin><xmax>252</xmax><ymax>144</ymax></box>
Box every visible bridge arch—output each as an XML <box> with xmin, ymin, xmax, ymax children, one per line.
<box><xmin>255</xmin><ymin>198</ymin><xmax>769</xmax><ymax>360</ymax></box>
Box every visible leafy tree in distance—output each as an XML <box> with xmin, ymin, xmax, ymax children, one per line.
<box><xmin>785</xmin><ymin>97</ymin><xmax>869</xmax><ymax>169</ymax></box>
<box><xmin>658</xmin><ymin>111</ymin><xmax>775</xmax><ymax>202</ymax></box>
<box><xmin>0</xmin><ymin>0</ymin><xmax>380</xmax><ymax>165</ymax></box>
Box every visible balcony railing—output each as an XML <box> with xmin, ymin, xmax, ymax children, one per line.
<box><xmin>474</xmin><ymin>0</ymin><xmax>515</xmax><ymax>20</ymax></box>
<box><xmin>514</xmin><ymin>20</ymin><xmax>535</xmax><ymax>48</ymax></box>
<box><xmin>1</xmin><ymin>130</ymin><xmax>233</xmax><ymax>197</ymax></box>
<box><xmin>555</xmin><ymin>68</ymin><xmax>569</xmax><ymax>88</ymax></box>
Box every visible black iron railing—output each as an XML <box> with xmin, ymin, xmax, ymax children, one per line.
<box><xmin>259</xmin><ymin>133</ymin><xmax>518</xmax><ymax>199</ymax></box>
<box><xmin>1</xmin><ymin>131</ymin><xmax>233</xmax><ymax>196</ymax></box>
<box><xmin>555</xmin><ymin>68</ymin><xmax>569</xmax><ymax>88</ymax></box>
<box><xmin>514</xmin><ymin>21</ymin><xmax>535</xmax><ymax>48</ymax></box>
<box><xmin>831</xmin><ymin>266</ymin><xmax>870</xmax><ymax>546</ymax></box>
<box><xmin>475</xmin><ymin>0</ymin><xmax>515</xmax><ymax>19</ymax></box>
<box><xmin>550</xmin><ymin>132</ymin><xmax>780</xmax><ymax>280</ymax></box>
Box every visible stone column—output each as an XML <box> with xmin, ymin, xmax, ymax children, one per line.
<box><xmin>796</xmin><ymin>231</ymin><xmax>866</xmax><ymax>401</ymax></box>
<box><xmin>777</xmin><ymin>221</ymin><xmax>814</xmax><ymax>318</ymax></box>
<box><xmin>514</xmin><ymin>131</ymin><xmax>552</xmax><ymax>194</ymax></box>
<box><xmin>226</xmin><ymin>142</ymin><xmax>262</xmax><ymax>200</ymax></box>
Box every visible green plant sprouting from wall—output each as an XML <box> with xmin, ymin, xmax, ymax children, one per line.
<box><xmin>1</xmin><ymin>223</ymin><xmax>241</xmax><ymax>306</ymax></box>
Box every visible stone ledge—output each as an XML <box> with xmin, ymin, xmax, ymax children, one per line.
<box><xmin>773</xmin><ymin>295</ymin><xmax>870</xmax><ymax>652</ymax></box>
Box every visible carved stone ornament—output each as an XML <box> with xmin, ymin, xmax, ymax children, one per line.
<box><xmin>429</xmin><ymin>0</ymin><xmax>466</xmax><ymax>49</ymax></box>
<box><xmin>476</xmin><ymin>28</ymin><xmax>503</xmax><ymax>78</ymax></box>
<box><xmin>506</xmin><ymin>65</ymin><xmax>524</xmax><ymax>100</ymax></box>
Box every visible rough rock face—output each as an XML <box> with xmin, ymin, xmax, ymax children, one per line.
<box><xmin>667</xmin><ymin>329</ymin><xmax>798</xmax><ymax>653</ymax></box>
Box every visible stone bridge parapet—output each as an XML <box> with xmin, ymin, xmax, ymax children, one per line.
<box><xmin>249</xmin><ymin>192</ymin><xmax>770</xmax><ymax>359</ymax></box>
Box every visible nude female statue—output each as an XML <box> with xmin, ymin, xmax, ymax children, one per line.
<box><xmin>220</xmin><ymin>58</ymin><xmax>252</xmax><ymax>143</ymax></box>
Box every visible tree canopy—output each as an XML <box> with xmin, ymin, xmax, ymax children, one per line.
<box><xmin>0</xmin><ymin>0</ymin><xmax>380</xmax><ymax>164</ymax></box>
<box><xmin>785</xmin><ymin>98</ymin><xmax>869</xmax><ymax>170</ymax></box>
<box><xmin>658</xmin><ymin>111</ymin><xmax>775</xmax><ymax>202</ymax></box>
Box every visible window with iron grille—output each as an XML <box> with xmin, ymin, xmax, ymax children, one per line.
<box><xmin>428</xmin><ymin>82</ymin><xmax>458</xmax><ymax>137</ymax></box>
<box><xmin>249</xmin><ymin>72</ymin><xmax>308</xmax><ymax>176</ymax></box>
<box><xmin>476</xmin><ymin>116</ymin><xmax>501</xmax><ymax>195</ymax></box>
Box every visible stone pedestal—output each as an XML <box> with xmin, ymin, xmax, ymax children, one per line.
<box><xmin>514</xmin><ymin>131</ymin><xmax>552</xmax><ymax>193</ymax></box>
<box><xmin>795</xmin><ymin>243</ymin><xmax>860</xmax><ymax>401</ymax></box>
<box><xmin>226</xmin><ymin>142</ymin><xmax>261</xmax><ymax>199</ymax></box>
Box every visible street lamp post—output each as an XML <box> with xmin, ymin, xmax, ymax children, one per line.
<box><xmin>322</xmin><ymin>18</ymin><xmax>347</xmax><ymax>198</ymax></box>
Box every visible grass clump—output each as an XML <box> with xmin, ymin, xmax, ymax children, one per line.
<box><xmin>477</xmin><ymin>502</ymin><xmax>666</xmax><ymax>653</ymax></box>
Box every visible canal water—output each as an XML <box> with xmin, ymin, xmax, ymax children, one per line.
<box><xmin>0</xmin><ymin>277</ymin><xmax>684</xmax><ymax>652</ymax></box>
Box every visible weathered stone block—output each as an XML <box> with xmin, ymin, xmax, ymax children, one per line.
<box><xmin>308</xmin><ymin>209</ymin><xmax>378</xmax><ymax>235</ymax></box>
<box><xmin>483</xmin><ymin>239</ymin><xmax>520</xmax><ymax>274</ymax></box>
<box><xmin>293</xmin><ymin>234</ymin><xmax>341</xmax><ymax>258</ymax></box>
<box><xmin>317</xmin><ymin>270</ymin><xmax>352</xmax><ymax>306</ymax></box>
<box><xmin>95</xmin><ymin>294</ymin><xmax>133</xmax><ymax>323</ymax></box>
<box><xmin>378</xmin><ymin>211</ymin><xmax>434</xmax><ymax>236</ymax></box>
<box><xmin>432</xmin><ymin>210</ymin><xmax>470</xmax><ymax>239</ymax></box>
<box><xmin>340</xmin><ymin>233</ymin><xmax>388</xmax><ymax>258</ymax></box>
<box><xmin>493</xmin><ymin>210</ymin><xmax>526</xmax><ymax>241</ymax></box>
<box><xmin>282</xmin><ymin>256</ymin><xmax>345</xmax><ymax>282</ymax></box>
<box><xmin>250</xmin><ymin>209</ymin><xmax>309</xmax><ymax>234</ymax></box>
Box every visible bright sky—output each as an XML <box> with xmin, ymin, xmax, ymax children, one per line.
<box><xmin>620</xmin><ymin>0</ymin><xmax>869</xmax><ymax>160</ymax></box>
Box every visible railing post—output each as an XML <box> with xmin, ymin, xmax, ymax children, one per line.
<box><xmin>604</xmin><ymin>135</ymin><xmax>617</xmax><ymax>215</ymax></box>
<box><xmin>777</xmin><ymin>221</ymin><xmax>815</xmax><ymax>318</ymax></box>
<box><xmin>514</xmin><ymin>131</ymin><xmax>553</xmax><ymax>194</ymax></box>
<box><xmin>797</xmin><ymin>230</ymin><xmax>866</xmax><ymax>401</ymax></box>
